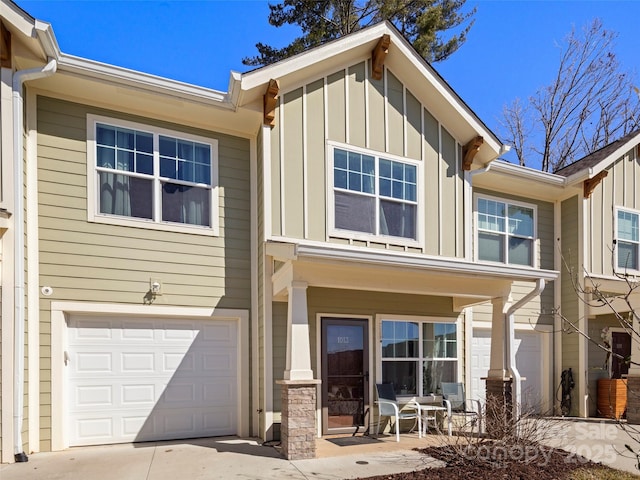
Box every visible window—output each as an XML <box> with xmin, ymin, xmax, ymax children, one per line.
<box><xmin>476</xmin><ymin>197</ymin><xmax>535</xmax><ymax>266</ymax></box>
<box><xmin>88</xmin><ymin>115</ymin><xmax>218</xmax><ymax>234</ymax></box>
<box><xmin>380</xmin><ymin>319</ymin><xmax>458</xmax><ymax>397</ymax></box>
<box><xmin>332</xmin><ymin>145</ymin><xmax>419</xmax><ymax>241</ymax></box>
<box><xmin>617</xmin><ymin>209</ymin><xmax>640</xmax><ymax>270</ymax></box>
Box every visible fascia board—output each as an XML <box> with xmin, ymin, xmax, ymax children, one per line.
<box><xmin>34</xmin><ymin>20</ymin><xmax>61</xmax><ymax>59</ymax></box>
<box><xmin>240</xmin><ymin>22</ymin><xmax>391</xmax><ymax>92</ymax></box>
<box><xmin>57</xmin><ymin>53</ymin><xmax>234</xmax><ymax>109</ymax></box>
<box><xmin>2</xmin><ymin>0</ymin><xmax>38</xmax><ymax>38</ymax></box>
<box><xmin>487</xmin><ymin>160</ymin><xmax>566</xmax><ymax>187</ymax></box>
<box><xmin>295</xmin><ymin>243</ymin><xmax>559</xmax><ymax>282</ymax></box>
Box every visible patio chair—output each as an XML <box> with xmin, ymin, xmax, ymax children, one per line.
<box><xmin>374</xmin><ymin>383</ymin><xmax>419</xmax><ymax>442</ymax></box>
<box><xmin>441</xmin><ymin>382</ymin><xmax>482</xmax><ymax>435</ymax></box>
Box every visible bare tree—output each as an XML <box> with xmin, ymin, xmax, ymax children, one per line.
<box><xmin>501</xmin><ymin>19</ymin><xmax>640</xmax><ymax>172</ymax></box>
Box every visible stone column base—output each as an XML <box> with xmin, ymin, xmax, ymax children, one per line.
<box><xmin>485</xmin><ymin>378</ymin><xmax>513</xmax><ymax>438</ymax></box>
<box><xmin>626</xmin><ymin>376</ymin><xmax>640</xmax><ymax>424</ymax></box>
<box><xmin>277</xmin><ymin>379</ymin><xmax>321</xmax><ymax>460</ymax></box>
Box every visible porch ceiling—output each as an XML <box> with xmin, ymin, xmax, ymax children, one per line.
<box><xmin>267</xmin><ymin>241</ymin><xmax>558</xmax><ymax>309</ymax></box>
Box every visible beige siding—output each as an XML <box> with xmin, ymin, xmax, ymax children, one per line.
<box><xmin>424</xmin><ymin>110</ymin><xmax>439</xmax><ymax>255</ymax></box>
<box><xmin>386</xmin><ymin>71</ymin><xmax>404</xmax><ymax>157</ymax></box>
<box><xmin>561</xmin><ymin>196</ymin><xmax>580</xmax><ymax>416</ymax></box>
<box><xmin>282</xmin><ymin>88</ymin><xmax>304</xmax><ymax>238</ymax></box>
<box><xmin>348</xmin><ymin>63</ymin><xmax>366</xmax><ymax>148</ymax></box>
<box><xmin>306</xmin><ymin>80</ymin><xmax>326</xmax><ymax>241</ymax></box>
<box><xmin>269</xmin><ymin>62</ymin><xmax>465</xmax><ymax>258</ymax></box>
<box><xmin>36</xmin><ymin>96</ymin><xmax>252</xmax><ymax>450</ymax></box>
<box><xmin>327</xmin><ymin>71</ymin><xmax>346</xmax><ymax>143</ymax></box>
<box><xmin>587</xmin><ymin>148</ymin><xmax>640</xmax><ymax>276</ymax></box>
<box><xmin>271</xmin><ymin>301</ymin><xmax>287</xmax><ymax>413</ymax></box>
<box><xmin>271</xmin><ymin>102</ymin><xmax>282</xmax><ymax>236</ymax></box>
<box><xmin>440</xmin><ymin>128</ymin><xmax>457</xmax><ymax>258</ymax></box>
<box><xmin>367</xmin><ymin>60</ymin><xmax>386</xmax><ymax>153</ymax></box>
<box><xmin>406</xmin><ymin>91</ymin><xmax>421</xmax><ymax>160</ymax></box>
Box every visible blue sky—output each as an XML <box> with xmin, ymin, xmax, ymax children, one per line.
<box><xmin>14</xmin><ymin>0</ymin><xmax>640</xmax><ymax>165</ymax></box>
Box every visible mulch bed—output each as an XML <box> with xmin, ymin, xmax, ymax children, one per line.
<box><xmin>356</xmin><ymin>442</ymin><xmax>609</xmax><ymax>480</ymax></box>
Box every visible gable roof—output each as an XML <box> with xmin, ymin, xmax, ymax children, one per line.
<box><xmin>239</xmin><ymin>21</ymin><xmax>507</xmax><ymax>166</ymax></box>
<box><xmin>555</xmin><ymin>129</ymin><xmax>640</xmax><ymax>181</ymax></box>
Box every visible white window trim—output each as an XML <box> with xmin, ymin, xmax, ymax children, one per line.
<box><xmin>614</xmin><ymin>206</ymin><xmax>640</xmax><ymax>274</ymax></box>
<box><xmin>375</xmin><ymin>314</ymin><xmax>461</xmax><ymax>399</ymax></box>
<box><xmin>474</xmin><ymin>193</ymin><xmax>538</xmax><ymax>268</ymax></box>
<box><xmin>326</xmin><ymin>140</ymin><xmax>423</xmax><ymax>248</ymax></box>
<box><xmin>86</xmin><ymin>114</ymin><xmax>219</xmax><ymax>236</ymax></box>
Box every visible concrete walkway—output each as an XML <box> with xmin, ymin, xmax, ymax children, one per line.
<box><xmin>0</xmin><ymin>419</ymin><xmax>638</xmax><ymax>479</ymax></box>
<box><xmin>0</xmin><ymin>434</ymin><xmax>441</xmax><ymax>480</ymax></box>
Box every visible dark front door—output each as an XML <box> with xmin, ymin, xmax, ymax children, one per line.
<box><xmin>611</xmin><ymin>331</ymin><xmax>631</xmax><ymax>379</ymax></box>
<box><xmin>321</xmin><ymin>318</ymin><xmax>369</xmax><ymax>435</ymax></box>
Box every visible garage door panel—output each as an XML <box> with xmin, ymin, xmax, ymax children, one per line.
<box><xmin>68</xmin><ymin>315</ymin><xmax>239</xmax><ymax>446</ymax></box>
<box><xmin>471</xmin><ymin>329</ymin><xmax>544</xmax><ymax>413</ymax></box>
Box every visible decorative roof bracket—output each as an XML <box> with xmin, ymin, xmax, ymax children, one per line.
<box><xmin>263</xmin><ymin>78</ymin><xmax>279</xmax><ymax>127</ymax></box>
<box><xmin>371</xmin><ymin>34</ymin><xmax>390</xmax><ymax>81</ymax></box>
<box><xmin>583</xmin><ymin>170</ymin><xmax>608</xmax><ymax>198</ymax></box>
<box><xmin>462</xmin><ymin>136</ymin><xmax>484</xmax><ymax>171</ymax></box>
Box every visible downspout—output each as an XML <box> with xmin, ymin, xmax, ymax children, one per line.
<box><xmin>505</xmin><ymin>278</ymin><xmax>545</xmax><ymax>427</ymax></box>
<box><xmin>12</xmin><ymin>58</ymin><xmax>57</xmax><ymax>463</ymax></box>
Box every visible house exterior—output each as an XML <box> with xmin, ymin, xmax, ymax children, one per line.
<box><xmin>1</xmin><ymin>0</ymin><xmax>637</xmax><ymax>464</ymax></box>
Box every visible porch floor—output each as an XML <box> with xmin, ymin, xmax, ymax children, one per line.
<box><xmin>317</xmin><ymin>432</ymin><xmax>450</xmax><ymax>458</ymax></box>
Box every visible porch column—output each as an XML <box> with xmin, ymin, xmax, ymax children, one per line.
<box><xmin>284</xmin><ymin>281</ymin><xmax>313</xmax><ymax>381</ymax></box>
<box><xmin>487</xmin><ymin>296</ymin><xmax>510</xmax><ymax>379</ymax></box>
<box><xmin>279</xmin><ymin>281</ymin><xmax>319</xmax><ymax>460</ymax></box>
<box><xmin>486</xmin><ymin>296</ymin><xmax>513</xmax><ymax>435</ymax></box>
<box><xmin>626</xmin><ymin>315</ymin><xmax>640</xmax><ymax>424</ymax></box>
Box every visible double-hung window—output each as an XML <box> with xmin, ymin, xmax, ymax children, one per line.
<box><xmin>380</xmin><ymin>318</ymin><xmax>458</xmax><ymax>397</ymax></box>
<box><xmin>332</xmin><ymin>145</ymin><xmax>419</xmax><ymax>242</ymax></box>
<box><xmin>616</xmin><ymin>208</ymin><xmax>640</xmax><ymax>271</ymax></box>
<box><xmin>88</xmin><ymin>115</ymin><xmax>218</xmax><ymax>234</ymax></box>
<box><xmin>476</xmin><ymin>196</ymin><xmax>535</xmax><ymax>266</ymax></box>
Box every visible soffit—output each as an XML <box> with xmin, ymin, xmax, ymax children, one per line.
<box><xmin>32</xmin><ymin>68</ymin><xmax>260</xmax><ymax>137</ymax></box>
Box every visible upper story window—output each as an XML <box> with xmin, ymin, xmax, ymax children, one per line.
<box><xmin>616</xmin><ymin>208</ymin><xmax>640</xmax><ymax>271</ymax></box>
<box><xmin>330</xmin><ymin>143</ymin><xmax>419</xmax><ymax>243</ymax></box>
<box><xmin>88</xmin><ymin>115</ymin><xmax>218</xmax><ymax>235</ymax></box>
<box><xmin>476</xmin><ymin>196</ymin><xmax>536</xmax><ymax>267</ymax></box>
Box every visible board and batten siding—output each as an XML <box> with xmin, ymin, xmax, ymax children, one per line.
<box><xmin>585</xmin><ymin>147</ymin><xmax>640</xmax><ymax>276</ymax></box>
<box><xmin>35</xmin><ymin>96</ymin><xmax>252</xmax><ymax>450</ymax></box>
<box><xmin>269</xmin><ymin>61</ymin><xmax>464</xmax><ymax>258</ymax></box>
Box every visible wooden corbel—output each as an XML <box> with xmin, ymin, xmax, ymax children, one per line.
<box><xmin>1</xmin><ymin>22</ymin><xmax>11</xmax><ymax>69</ymax></box>
<box><xmin>371</xmin><ymin>34</ymin><xmax>390</xmax><ymax>81</ymax></box>
<box><xmin>583</xmin><ymin>170</ymin><xmax>608</xmax><ymax>198</ymax></box>
<box><xmin>263</xmin><ymin>79</ymin><xmax>279</xmax><ymax>127</ymax></box>
<box><xmin>462</xmin><ymin>136</ymin><xmax>484</xmax><ymax>171</ymax></box>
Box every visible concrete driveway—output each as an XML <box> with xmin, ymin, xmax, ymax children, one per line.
<box><xmin>0</xmin><ymin>419</ymin><xmax>637</xmax><ymax>479</ymax></box>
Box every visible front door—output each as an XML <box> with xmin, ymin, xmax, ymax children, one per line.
<box><xmin>321</xmin><ymin>318</ymin><xmax>369</xmax><ymax>435</ymax></box>
<box><xmin>611</xmin><ymin>331</ymin><xmax>631</xmax><ymax>379</ymax></box>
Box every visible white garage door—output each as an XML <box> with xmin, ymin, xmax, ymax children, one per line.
<box><xmin>470</xmin><ymin>329</ymin><xmax>543</xmax><ymax>413</ymax></box>
<box><xmin>68</xmin><ymin>315</ymin><xmax>238</xmax><ymax>446</ymax></box>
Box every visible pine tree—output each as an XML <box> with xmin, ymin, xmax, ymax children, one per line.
<box><xmin>243</xmin><ymin>0</ymin><xmax>475</xmax><ymax>66</ymax></box>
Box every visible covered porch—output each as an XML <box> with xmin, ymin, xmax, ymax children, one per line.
<box><xmin>265</xmin><ymin>241</ymin><xmax>558</xmax><ymax>459</ymax></box>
